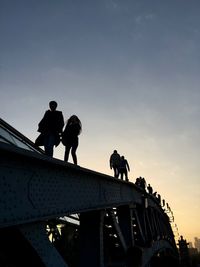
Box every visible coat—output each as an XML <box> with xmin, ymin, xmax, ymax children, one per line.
<box><xmin>35</xmin><ymin>110</ymin><xmax>64</xmax><ymax>147</ymax></box>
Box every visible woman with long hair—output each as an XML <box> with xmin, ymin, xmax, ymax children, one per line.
<box><xmin>62</xmin><ymin>115</ymin><xmax>82</xmax><ymax>165</ymax></box>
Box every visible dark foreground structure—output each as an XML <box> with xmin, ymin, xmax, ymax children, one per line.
<box><xmin>0</xmin><ymin>118</ymin><xmax>180</xmax><ymax>267</ymax></box>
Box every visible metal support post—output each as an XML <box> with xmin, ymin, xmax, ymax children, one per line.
<box><xmin>133</xmin><ymin>208</ymin><xmax>146</xmax><ymax>245</ymax></box>
<box><xmin>19</xmin><ymin>222</ymin><xmax>69</xmax><ymax>267</ymax></box>
<box><xmin>79</xmin><ymin>210</ymin><xmax>105</xmax><ymax>267</ymax></box>
<box><xmin>117</xmin><ymin>205</ymin><xmax>134</xmax><ymax>248</ymax></box>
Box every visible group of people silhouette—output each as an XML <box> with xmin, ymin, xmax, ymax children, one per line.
<box><xmin>35</xmin><ymin>101</ymin><xmax>131</xmax><ymax>178</ymax></box>
<box><xmin>35</xmin><ymin>101</ymin><xmax>82</xmax><ymax>165</ymax></box>
<box><xmin>109</xmin><ymin>150</ymin><xmax>130</xmax><ymax>181</ymax></box>
<box><xmin>134</xmin><ymin>177</ymin><xmax>168</xmax><ymax>209</ymax></box>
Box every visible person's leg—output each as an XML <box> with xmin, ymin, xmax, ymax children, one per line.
<box><xmin>113</xmin><ymin>166</ymin><xmax>117</xmax><ymax>177</ymax></box>
<box><xmin>116</xmin><ymin>166</ymin><xmax>120</xmax><ymax>178</ymax></box>
<box><xmin>64</xmin><ymin>144</ymin><xmax>71</xmax><ymax>162</ymax></box>
<box><xmin>44</xmin><ymin>134</ymin><xmax>55</xmax><ymax>157</ymax></box>
<box><xmin>124</xmin><ymin>169</ymin><xmax>128</xmax><ymax>181</ymax></box>
<box><xmin>71</xmin><ymin>141</ymin><xmax>78</xmax><ymax>165</ymax></box>
<box><xmin>120</xmin><ymin>170</ymin><xmax>124</xmax><ymax>180</ymax></box>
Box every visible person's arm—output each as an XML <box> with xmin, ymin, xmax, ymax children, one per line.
<box><xmin>38</xmin><ymin>111</ymin><xmax>48</xmax><ymax>133</ymax></box>
<box><xmin>126</xmin><ymin>160</ymin><xmax>130</xmax><ymax>172</ymax></box>
<box><xmin>110</xmin><ymin>156</ymin><xmax>113</xmax><ymax>169</ymax></box>
<box><xmin>57</xmin><ymin>112</ymin><xmax>64</xmax><ymax>133</ymax></box>
<box><xmin>60</xmin><ymin>112</ymin><xmax>64</xmax><ymax>132</ymax></box>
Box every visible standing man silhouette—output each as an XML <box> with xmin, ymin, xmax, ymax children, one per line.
<box><xmin>110</xmin><ymin>150</ymin><xmax>121</xmax><ymax>178</ymax></box>
<box><xmin>119</xmin><ymin>156</ymin><xmax>130</xmax><ymax>181</ymax></box>
<box><xmin>36</xmin><ymin>101</ymin><xmax>64</xmax><ymax>157</ymax></box>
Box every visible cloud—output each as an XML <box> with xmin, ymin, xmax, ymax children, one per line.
<box><xmin>135</xmin><ymin>13</ymin><xmax>155</xmax><ymax>25</ymax></box>
<box><xmin>105</xmin><ymin>0</ymin><xmax>120</xmax><ymax>10</ymax></box>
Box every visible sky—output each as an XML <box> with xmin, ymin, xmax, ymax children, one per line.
<box><xmin>1</xmin><ymin>0</ymin><xmax>200</xmax><ymax>244</ymax></box>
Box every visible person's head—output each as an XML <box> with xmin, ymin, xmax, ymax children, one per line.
<box><xmin>114</xmin><ymin>150</ymin><xmax>117</xmax><ymax>153</ymax></box>
<box><xmin>121</xmin><ymin>156</ymin><xmax>125</xmax><ymax>160</ymax></box>
<box><xmin>49</xmin><ymin>101</ymin><xmax>57</xmax><ymax>111</ymax></box>
<box><xmin>68</xmin><ymin>115</ymin><xmax>80</xmax><ymax>123</ymax></box>
<box><xmin>67</xmin><ymin>115</ymin><xmax>82</xmax><ymax>130</ymax></box>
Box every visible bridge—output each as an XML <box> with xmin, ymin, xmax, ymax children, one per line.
<box><xmin>0</xmin><ymin>118</ymin><xmax>179</xmax><ymax>267</ymax></box>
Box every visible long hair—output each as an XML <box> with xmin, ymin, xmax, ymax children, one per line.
<box><xmin>66</xmin><ymin>115</ymin><xmax>82</xmax><ymax>134</ymax></box>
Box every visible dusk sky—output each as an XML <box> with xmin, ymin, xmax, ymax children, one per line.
<box><xmin>1</xmin><ymin>0</ymin><xmax>200</xmax><ymax>244</ymax></box>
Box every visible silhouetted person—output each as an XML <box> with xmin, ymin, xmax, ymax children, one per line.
<box><xmin>135</xmin><ymin>177</ymin><xmax>146</xmax><ymax>190</ymax></box>
<box><xmin>140</xmin><ymin>177</ymin><xmax>146</xmax><ymax>190</ymax></box>
<box><xmin>62</xmin><ymin>115</ymin><xmax>82</xmax><ymax>165</ymax></box>
<box><xmin>36</xmin><ymin>101</ymin><xmax>64</xmax><ymax>157</ymax></box>
<box><xmin>147</xmin><ymin>184</ymin><xmax>153</xmax><ymax>194</ymax></box>
<box><xmin>110</xmin><ymin>150</ymin><xmax>121</xmax><ymax>178</ymax></box>
<box><xmin>157</xmin><ymin>194</ymin><xmax>161</xmax><ymax>204</ymax></box>
<box><xmin>119</xmin><ymin>156</ymin><xmax>130</xmax><ymax>181</ymax></box>
<box><xmin>166</xmin><ymin>203</ymin><xmax>170</xmax><ymax>211</ymax></box>
<box><xmin>135</xmin><ymin>177</ymin><xmax>141</xmax><ymax>187</ymax></box>
<box><xmin>125</xmin><ymin>246</ymin><xmax>142</xmax><ymax>267</ymax></box>
<box><xmin>153</xmin><ymin>191</ymin><xmax>157</xmax><ymax>198</ymax></box>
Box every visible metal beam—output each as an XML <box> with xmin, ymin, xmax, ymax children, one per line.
<box><xmin>0</xmin><ymin>142</ymin><xmax>146</xmax><ymax>228</ymax></box>
<box><xmin>19</xmin><ymin>222</ymin><xmax>68</xmax><ymax>267</ymax></box>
